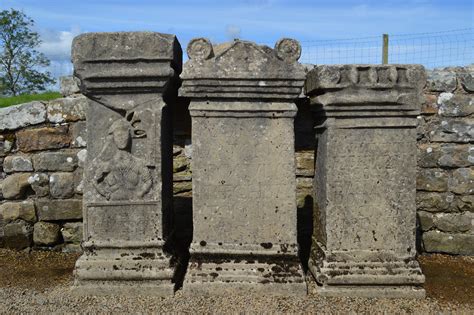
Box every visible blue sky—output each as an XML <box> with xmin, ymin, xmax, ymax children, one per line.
<box><xmin>1</xmin><ymin>0</ymin><xmax>473</xmax><ymax>79</ymax></box>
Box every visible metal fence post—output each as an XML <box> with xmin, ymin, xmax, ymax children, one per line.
<box><xmin>382</xmin><ymin>34</ymin><xmax>389</xmax><ymax>64</ymax></box>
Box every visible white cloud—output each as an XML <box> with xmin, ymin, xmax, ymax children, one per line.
<box><xmin>39</xmin><ymin>26</ymin><xmax>81</xmax><ymax>62</ymax></box>
<box><xmin>226</xmin><ymin>25</ymin><xmax>242</xmax><ymax>40</ymax></box>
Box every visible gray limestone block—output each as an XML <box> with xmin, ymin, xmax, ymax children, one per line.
<box><xmin>181</xmin><ymin>38</ymin><xmax>305</xmax><ymax>100</ymax></box>
<box><xmin>33</xmin><ymin>221</ymin><xmax>60</xmax><ymax>246</ymax></box>
<box><xmin>3</xmin><ymin>155</ymin><xmax>33</xmax><ymax>173</ymax></box>
<box><xmin>448</xmin><ymin>168</ymin><xmax>474</xmax><ymax>195</ymax></box>
<box><xmin>416</xmin><ymin>169</ymin><xmax>448</xmax><ymax>192</ymax></box>
<box><xmin>60</xmin><ymin>76</ymin><xmax>81</xmax><ymax>96</ymax></box>
<box><xmin>417</xmin><ymin>211</ymin><xmax>434</xmax><ymax>231</ymax></box>
<box><xmin>28</xmin><ymin>173</ymin><xmax>50</xmax><ymax>197</ymax></box>
<box><xmin>429</xmin><ymin>118</ymin><xmax>474</xmax><ymax>143</ymax></box>
<box><xmin>70</xmin><ymin>121</ymin><xmax>87</xmax><ymax>148</ymax></box>
<box><xmin>419</xmin><ymin>143</ymin><xmax>473</xmax><ymax>168</ymax></box>
<box><xmin>2</xmin><ymin>173</ymin><xmax>31</xmax><ymax>199</ymax></box>
<box><xmin>62</xmin><ymin>222</ymin><xmax>83</xmax><ymax>244</ymax></box>
<box><xmin>437</xmin><ymin>144</ymin><xmax>473</xmax><ymax>168</ymax></box>
<box><xmin>33</xmin><ymin>151</ymin><xmax>78</xmax><ymax>172</ymax></box>
<box><xmin>36</xmin><ymin>199</ymin><xmax>82</xmax><ymax>221</ymax></box>
<box><xmin>423</xmin><ymin>230</ymin><xmax>474</xmax><ymax>255</ymax></box>
<box><xmin>49</xmin><ymin>172</ymin><xmax>75</xmax><ymax>199</ymax></box>
<box><xmin>437</xmin><ymin>93</ymin><xmax>474</xmax><ymax>117</ymax></box>
<box><xmin>0</xmin><ymin>201</ymin><xmax>36</xmax><ymax>223</ymax></box>
<box><xmin>458</xmin><ymin>70</ymin><xmax>474</xmax><ymax>92</ymax></box>
<box><xmin>457</xmin><ymin>195</ymin><xmax>474</xmax><ymax>212</ymax></box>
<box><xmin>433</xmin><ymin>212</ymin><xmax>473</xmax><ymax>233</ymax></box>
<box><xmin>47</xmin><ymin>96</ymin><xmax>87</xmax><ymax>123</ymax></box>
<box><xmin>0</xmin><ymin>101</ymin><xmax>46</xmax><ymax>131</ymax></box>
<box><xmin>3</xmin><ymin>220</ymin><xmax>33</xmax><ymax>249</ymax></box>
<box><xmin>416</xmin><ymin>192</ymin><xmax>456</xmax><ymax>213</ymax></box>
<box><xmin>426</xmin><ymin>69</ymin><xmax>457</xmax><ymax>92</ymax></box>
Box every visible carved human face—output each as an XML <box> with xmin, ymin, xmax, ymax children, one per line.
<box><xmin>113</xmin><ymin>124</ymin><xmax>131</xmax><ymax>149</ymax></box>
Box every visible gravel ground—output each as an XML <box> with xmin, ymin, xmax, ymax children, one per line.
<box><xmin>0</xmin><ymin>249</ymin><xmax>473</xmax><ymax>314</ymax></box>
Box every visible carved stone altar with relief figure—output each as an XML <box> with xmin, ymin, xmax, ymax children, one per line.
<box><xmin>180</xmin><ymin>38</ymin><xmax>306</xmax><ymax>295</ymax></box>
<box><xmin>71</xmin><ymin>32</ymin><xmax>182</xmax><ymax>295</ymax></box>
<box><xmin>305</xmin><ymin>65</ymin><xmax>426</xmax><ymax>298</ymax></box>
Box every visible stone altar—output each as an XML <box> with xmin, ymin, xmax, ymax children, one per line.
<box><xmin>71</xmin><ymin>32</ymin><xmax>182</xmax><ymax>295</ymax></box>
<box><xmin>305</xmin><ymin>65</ymin><xmax>426</xmax><ymax>298</ymax></box>
<box><xmin>180</xmin><ymin>38</ymin><xmax>306</xmax><ymax>295</ymax></box>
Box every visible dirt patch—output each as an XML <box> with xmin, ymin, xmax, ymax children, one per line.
<box><xmin>418</xmin><ymin>253</ymin><xmax>474</xmax><ymax>305</ymax></box>
<box><xmin>0</xmin><ymin>249</ymin><xmax>79</xmax><ymax>290</ymax></box>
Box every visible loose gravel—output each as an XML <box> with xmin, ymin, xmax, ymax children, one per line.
<box><xmin>1</xmin><ymin>249</ymin><xmax>473</xmax><ymax>313</ymax></box>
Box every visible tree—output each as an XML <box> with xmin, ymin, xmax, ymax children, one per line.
<box><xmin>0</xmin><ymin>9</ymin><xmax>54</xmax><ymax>96</ymax></box>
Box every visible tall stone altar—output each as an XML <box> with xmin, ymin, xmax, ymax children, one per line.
<box><xmin>305</xmin><ymin>65</ymin><xmax>426</xmax><ymax>298</ymax></box>
<box><xmin>71</xmin><ymin>32</ymin><xmax>182</xmax><ymax>295</ymax></box>
<box><xmin>180</xmin><ymin>38</ymin><xmax>306</xmax><ymax>294</ymax></box>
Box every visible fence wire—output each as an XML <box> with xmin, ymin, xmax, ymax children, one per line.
<box><xmin>299</xmin><ymin>28</ymin><xmax>473</xmax><ymax>69</ymax></box>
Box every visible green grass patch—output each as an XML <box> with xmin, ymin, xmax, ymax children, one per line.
<box><xmin>0</xmin><ymin>92</ymin><xmax>62</xmax><ymax>108</ymax></box>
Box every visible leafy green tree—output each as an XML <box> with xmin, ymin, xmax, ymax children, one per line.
<box><xmin>0</xmin><ymin>9</ymin><xmax>54</xmax><ymax>96</ymax></box>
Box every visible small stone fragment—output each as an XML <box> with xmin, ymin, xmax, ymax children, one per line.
<box><xmin>62</xmin><ymin>222</ymin><xmax>83</xmax><ymax>244</ymax></box>
<box><xmin>49</xmin><ymin>172</ymin><xmax>75</xmax><ymax>199</ymax></box>
<box><xmin>0</xmin><ymin>201</ymin><xmax>36</xmax><ymax>223</ymax></box>
<box><xmin>36</xmin><ymin>199</ymin><xmax>82</xmax><ymax>221</ymax></box>
<box><xmin>28</xmin><ymin>173</ymin><xmax>50</xmax><ymax>197</ymax></box>
<box><xmin>3</xmin><ymin>220</ymin><xmax>33</xmax><ymax>249</ymax></box>
<box><xmin>3</xmin><ymin>155</ymin><xmax>33</xmax><ymax>173</ymax></box>
<box><xmin>16</xmin><ymin>125</ymin><xmax>70</xmax><ymax>152</ymax></box>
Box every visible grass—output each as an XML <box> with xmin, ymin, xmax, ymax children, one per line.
<box><xmin>0</xmin><ymin>91</ymin><xmax>62</xmax><ymax>108</ymax></box>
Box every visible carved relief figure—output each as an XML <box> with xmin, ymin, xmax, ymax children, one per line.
<box><xmin>92</xmin><ymin>116</ymin><xmax>152</xmax><ymax>200</ymax></box>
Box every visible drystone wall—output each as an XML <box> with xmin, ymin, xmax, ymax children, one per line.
<box><xmin>0</xmin><ymin>77</ymin><xmax>86</xmax><ymax>251</ymax></box>
<box><xmin>0</xmin><ymin>66</ymin><xmax>472</xmax><ymax>256</ymax></box>
<box><xmin>417</xmin><ymin>66</ymin><xmax>474</xmax><ymax>255</ymax></box>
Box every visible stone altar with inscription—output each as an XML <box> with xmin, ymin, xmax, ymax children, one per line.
<box><xmin>305</xmin><ymin>65</ymin><xmax>426</xmax><ymax>298</ymax></box>
<box><xmin>71</xmin><ymin>32</ymin><xmax>182</xmax><ymax>295</ymax></box>
<box><xmin>180</xmin><ymin>38</ymin><xmax>306</xmax><ymax>295</ymax></box>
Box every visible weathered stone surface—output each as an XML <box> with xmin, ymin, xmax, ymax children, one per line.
<box><xmin>36</xmin><ymin>199</ymin><xmax>82</xmax><ymax>221</ymax></box>
<box><xmin>419</xmin><ymin>144</ymin><xmax>473</xmax><ymax>168</ymax></box>
<box><xmin>173</xmin><ymin>181</ymin><xmax>192</xmax><ymax>194</ymax></box>
<box><xmin>0</xmin><ymin>134</ymin><xmax>14</xmax><ymax>157</ymax></box>
<box><xmin>2</xmin><ymin>173</ymin><xmax>31</xmax><ymax>199</ymax></box>
<box><xmin>181</xmin><ymin>38</ymin><xmax>306</xmax><ymax>295</ymax></box>
<box><xmin>33</xmin><ymin>151</ymin><xmax>78</xmax><ymax>172</ymax></box>
<box><xmin>33</xmin><ymin>221</ymin><xmax>60</xmax><ymax>246</ymax></box>
<box><xmin>296</xmin><ymin>151</ymin><xmax>314</xmax><ymax>176</ymax></box>
<box><xmin>62</xmin><ymin>222</ymin><xmax>83</xmax><ymax>244</ymax></box>
<box><xmin>3</xmin><ymin>155</ymin><xmax>33</xmax><ymax>173</ymax></box>
<box><xmin>173</xmin><ymin>156</ymin><xmax>188</xmax><ymax>172</ymax></box>
<box><xmin>60</xmin><ymin>76</ymin><xmax>81</xmax><ymax>96</ymax></box>
<box><xmin>416</xmin><ymin>192</ymin><xmax>456</xmax><ymax>212</ymax></box>
<box><xmin>47</xmin><ymin>96</ymin><xmax>87</xmax><ymax>123</ymax></box>
<box><xmin>70</xmin><ymin>121</ymin><xmax>87</xmax><ymax>148</ymax></box>
<box><xmin>71</xmin><ymin>32</ymin><xmax>182</xmax><ymax>296</ymax></box>
<box><xmin>434</xmin><ymin>213</ymin><xmax>472</xmax><ymax>233</ymax></box>
<box><xmin>448</xmin><ymin>168</ymin><xmax>474</xmax><ymax>194</ymax></box>
<box><xmin>430</xmin><ymin>118</ymin><xmax>474</xmax><ymax>143</ymax></box>
<box><xmin>423</xmin><ymin>231</ymin><xmax>474</xmax><ymax>255</ymax></box>
<box><xmin>457</xmin><ymin>195</ymin><xmax>474</xmax><ymax>212</ymax></box>
<box><xmin>458</xmin><ymin>71</ymin><xmax>474</xmax><ymax>92</ymax></box>
<box><xmin>0</xmin><ymin>201</ymin><xmax>36</xmax><ymax>223</ymax></box>
<box><xmin>28</xmin><ymin>173</ymin><xmax>50</xmax><ymax>197</ymax></box>
<box><xmin>417</xmin><ymin>211</ymin><xmax>434</xmax><ymax>231</ymax></box>
<box><xmin>0</xmin><ymin>101</ymin><xmax>46</xmax><ymax>131</ymax></box>
<box><xmin>416</xmin><ymin>169</ymin><xmax>448</xmax><ymax>192</ymax></box>
<box><xmin>3</xmin><ymin>220</ymin><xmax>33</xmax><ymax>249</ymax></box>
<box><xmin>306</xmin><ymin>64</ymin><xmax>425</xmax><ymax>298</ymax></box>
<box><xmin>437</xmin><ymin>93</ymin><xmax>474</xmax><ymax>117</ymax></box>
<box><xmin>426</xmin><ymin>69</ymin><xmax>457</xmax><ymax>92</ymax></box>
<box><xmin>16</xmin><ymin>125</ymin><xmax>70</xmax><ymax>152</ymax></box>
<box><xmin>421</xmin><ymin>94</ymin><xmax>439</xmax><ymax>114</ymax></box>
<box><xmin>49</xmin><ymin>172</ymin><xmax>75</xmax><ymax>198</ymax></box>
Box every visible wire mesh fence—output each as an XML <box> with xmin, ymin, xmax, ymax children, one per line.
<box><xmin>299</xmin><ymin>28</ymin><xmax>473</xmax><ymax>69</ymax></box>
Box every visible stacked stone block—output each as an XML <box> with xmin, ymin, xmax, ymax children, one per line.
<box><xmin>0</xmin><ymin>79</ymin><xmax>85</xmax><ymax>251</ymax></box>
<box><xmin>417</xmin><ymin>66</ymin><xmax>474</xmax><ymax>255</ymax></box>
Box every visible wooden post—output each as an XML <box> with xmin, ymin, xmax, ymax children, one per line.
<box><xmin>382</xmin><ymin>34</ymin><xmax>389</xmax><ymax>64</ymax></box>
